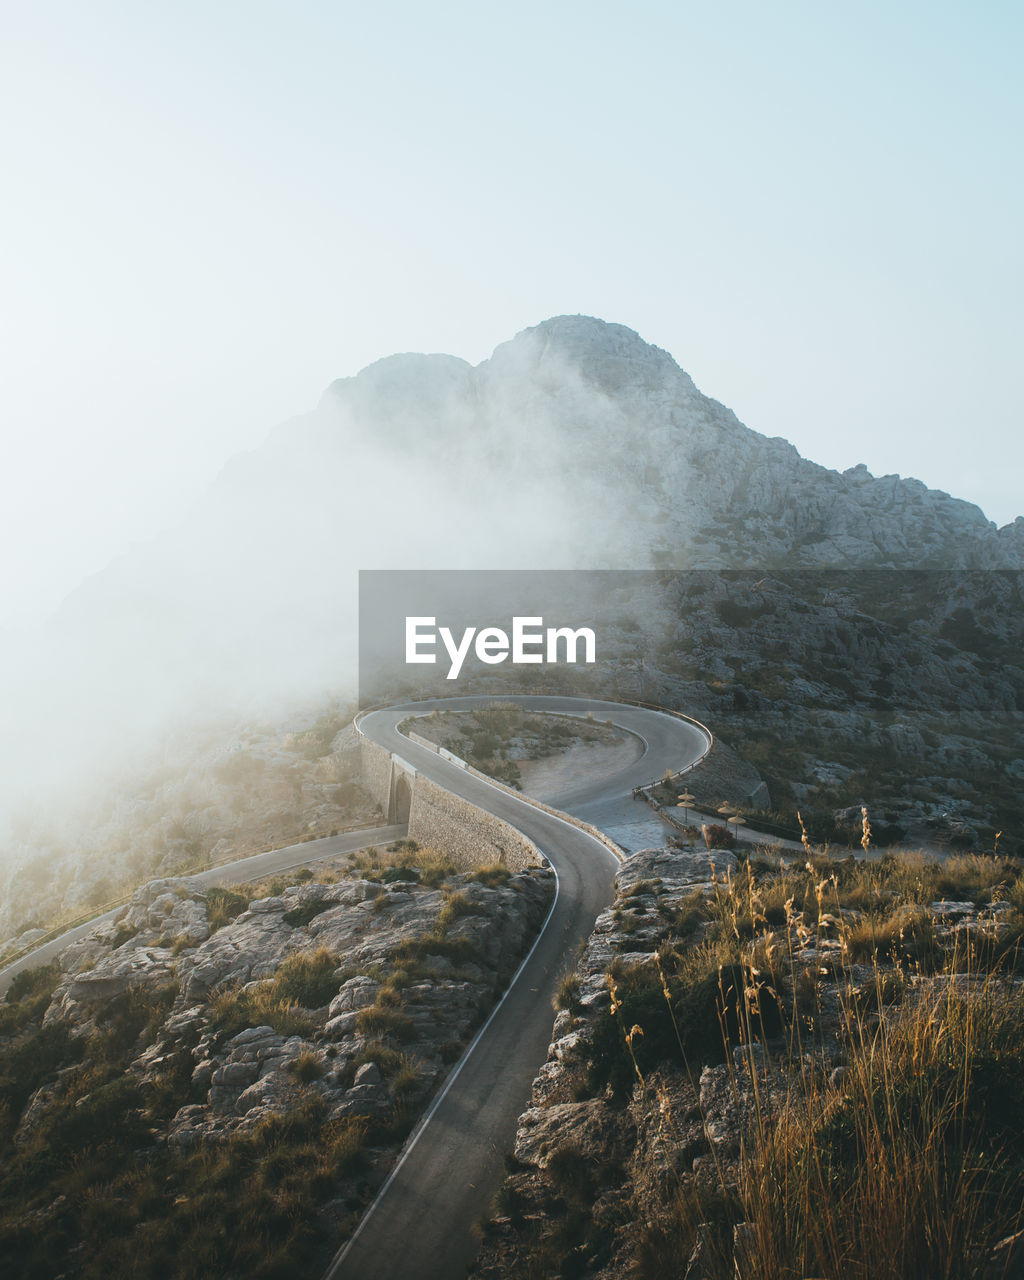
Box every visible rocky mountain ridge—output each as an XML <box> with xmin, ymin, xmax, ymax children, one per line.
<box><xmin>4</xmin><ymin>314</ymin><xmax>1018</xmax><ymax>820</ymax></box>
<box><xmin>319</xmin><ymin>315</ymin><xmax>1022</xmax><ymax>570</ymax></box>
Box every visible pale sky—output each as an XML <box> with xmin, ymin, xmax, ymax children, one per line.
<box><xmin>2</xmin><ymin>1</ymin><xmax>1021</xmax><ymax>631</ymax></box>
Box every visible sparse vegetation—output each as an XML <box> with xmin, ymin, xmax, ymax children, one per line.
<box><xmin>0</xmin><ymin>963</ymin><xmax>60</xmax><ymax>1036</ymax></box>
<box><xmin>272</xmin><ymin>947</ymin><xmax>342</xmax><ymax>1009</ymax></box>
<box><xmin>206</xmin><ymin>885</ymin><xmax>248</xmax><ymax>932</ymax></box>
<box><xmin>0</xmin><ymin>699</ymin><xmax>379</xmax><ymax>960</ymax></box>
<box><xmin>287</xmin><ymin>1051</ymin><xmax>325</xmax><ymax>1082</ymax></box>
<box><xmin>400</xmin><ymin>703</ymin><xmax>623</xmax><ymax>791</ymax></box>
<box><xmin>0</xmin><ymin>840</ymin><xmax>554</xmax><ymax>1280</ymax></box>
<box><xmin>484</xmin><ymin>848</ymin><xmax>1024</xmax><ymax>1279</ymax></box>
<box><xmin>351</xmin><ymin>841</ymin><xmax>456</xmax><ymax>888</ymax></box>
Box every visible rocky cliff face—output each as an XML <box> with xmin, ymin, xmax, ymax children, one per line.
<box><xmin>0</xmin><ymin>857</ymin><xmax>554</xmax><ymax>1273</ymax></box>
<box><xmin>322</xmin><ymin>315</ymin><xmax>1019</xmax><ymax>571</ymax></box>
<box><xmin>32</xmin><ymin>314</ymin><xmax>1021</xmax><ymax>753</ymax></box>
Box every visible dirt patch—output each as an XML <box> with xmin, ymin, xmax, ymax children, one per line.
<box><xmin>518</xmin><ymin>736</ymin><xmax>645</xmax><ymax>804</ymax></box>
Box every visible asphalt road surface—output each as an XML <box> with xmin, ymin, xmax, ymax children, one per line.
<box><xmin>0</xmin><ymin>695</ymin><xmax>709</xmax><ymax>1277</ymax></box>
<box><xmin>0</xmin><ymin>824</ymin><xmax>406</xmax><ymax>998</ymax></box>
<box><xmin>324</xmin><ymin>695</ymin><xmax>709</xmax><ymax>1280</ymax></box>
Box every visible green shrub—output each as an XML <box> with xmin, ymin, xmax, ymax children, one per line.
<box><xmin>288</xmin><ymin>1052</ymin><xmax>325</xmax><ymax>1083</ymax></box>
<box><xmin>282</xmin><ymin>900</ymin><xmax>332</xmax><ymax>928</ymax></box>
<box><xmin>0</xmin><ymin>1024</ymin><xmax>81</xmax><ymax>1133</ymax></box>
<box><xmin>272</xmin><ymin>948</ymin><xmax>341</xmax><ymax>1009</ymax></box>
<box><xmin>0</xmin><ymin>963</ymin><xmax>60</xmax><ymax>1034</ymax></box>
<box><xmin>93</xmin><ymin>980</ymin><xmax>177</xmax><ymax>1055</ymax></box>
<box><xmin>392</xmin><ymin>936</ymin><xmax>479</xmax><ymax>966</ymax></box>
<box><xmin>5</xmin><ymin>963</ymin><xmax>60</xmax><ymax>1007</ymax></box>
<box><xmin>379</xmin><ymin>865</ymin><xmax>420</xmax><ymax>884</ymax></box>
<box><xmin>207</xmin><ymin>886</ymin><xmax>249</xmax><ymax>932</ymax></box>
<box><xmin>38</xmin><ymin>1074</ymin><xmax>147</xmax><ymax>1152</ymax></box>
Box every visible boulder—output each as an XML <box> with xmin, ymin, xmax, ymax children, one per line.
<box><xmin>354</xmin><ymin>1060</ymin><xmax>381</xmax><ymax>1086</ymax></box>
<box><xmin>513</xmin><ymin>1099</ymin><xmax>611</xmax><ymax>1169</ymax></box>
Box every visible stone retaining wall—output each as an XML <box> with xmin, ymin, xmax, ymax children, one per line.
<box><xmin>360</xmin><ymin>737</ymin><xmax>395</xmax><ymax>816</ymax></box>
<box><xmin>408</xmin><ymin>775</ymin><xmax>541</xmax><ymax>872</ymax></box>
<box><xmin>359</xmin><ymin>736</ymin><xmax>541</xmax><ymax>871</ymax></box>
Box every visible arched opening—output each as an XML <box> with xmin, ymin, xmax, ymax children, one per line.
<box><xmin>392</xmin><ymin>773</ymin><xmax>412</xmax><ymax>824</ymax></box>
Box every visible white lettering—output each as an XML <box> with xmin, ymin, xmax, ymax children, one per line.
<box><xmin>439</xmin><ymin>625</ymin><xmax>477</xmax><ymax>680</ymax></box>
<box><xmin>476</xmin><ymin>627</ymin><xmax>510</xmax><ymax>664</ymax></box>
<box><xmin>512</xmin><ymin>616</ymin><xmax>544</xmax><ymax>663</ymax></box>
<box><xmin>404</xmin><ymin>616</ymin><xmax>597</xmax><ymax>679</ymax></box>
<box><xmin>546</xmin><ymin>626</ymin><xmax>597</xmax><ymax>664</ymax></box>
<box><xmin>406</xmin><ymin>617</ymin><xmax>437</xmax><ymax>664</ymax></box>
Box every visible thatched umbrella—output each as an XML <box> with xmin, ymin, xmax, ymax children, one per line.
<box><xmin>676</xmin><ymin>791</ymin><xmax>696</xmax><ymax>822</ymax></box>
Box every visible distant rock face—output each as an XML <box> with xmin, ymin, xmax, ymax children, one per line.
<box><xmin>11</xmin><ymin>313</ymin><xmax>1016</xmax><ymax>810</ymax></box>
<box><xmin>321</xmin><ymin>314</ymin><xmax>1020</xmax><ymax>571</ymax></box>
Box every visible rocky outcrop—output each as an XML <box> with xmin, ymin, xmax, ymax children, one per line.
<box><xmin>471</xmin><ymin>845</ymin><xmax>736</xmax><ymax>1280</ymax></box>
<box><xmin>471</xmin><ymin>842</ymin><xmax>1024</xmax><ymax>1280</ymax></box>
<box><xmin>17</xmin><ymin>857</ymin><xmax>553</xmax><ymax>1157</ymax></box>
<box><xmin>326</xmin><ymin>316</ymin><xmax>1020</xmax><ymax>572</ymax></box>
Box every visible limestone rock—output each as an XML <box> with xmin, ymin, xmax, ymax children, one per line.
<box><xmin>514</xmin><ymin>1099</ymin><xmax>611</xmax><ymax>1168</ymax></box>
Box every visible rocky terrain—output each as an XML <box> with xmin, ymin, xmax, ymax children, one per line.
<box><xmin>471</xmin><ymin>842</ymin><xmax>1024</xmax><ymax>1280</ymax></box>
<box><xmin>0</xmin><ymin>846</ymin><xmax>553</xmax><ymax>1278</ymax></box>
<box><xmin>4</xmin><ymin>315</ymin><xmax>1022</xmax><ymax>953</ymax></box>
<box><xmin>320</xmin><ymin>316</ymin><xmax>1024</xmax><ymax>573</ymax></box>
<box><xmin>619</xmin><ymin>569</ymin><xmax>1024</xmax><ymax>853</ymax></box>
<box><xmin>5</xmin><ymin>315</ymin><xmax>1020</xmax><ymax>831</ymax></box>
<box><xmin>470</xmin><ymin>844</ymin><xmax>742</xmax><ymax>1280</ymax></box>
<box><xmin>0</xmin><ymin>703</ymin><xmax>377</xmax><ymax>956</ymax></box>
<box><xmin>403</xmin><ymin>703</ymin><xmax>627</xmax><ymax>790</ymax></box>
<box><xmin>386</xmin><ymin>562</ymin><xmax>1023</xmax><ymax>856</ymax></box>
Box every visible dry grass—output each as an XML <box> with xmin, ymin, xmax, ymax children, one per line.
<box><xmin>208</xmin><ymin>949</ymin><xmax>344</xmax><ymax>1038</ymax></box>
<box><xmin>350</xmin><ymin>841</ymin><xmax>457</xmax><ymax>887</ymax></box>
<box><xmin>437</xmin><ymin>891</ymin><xmax>477</xmax><ymax>932</ymax></box>
<box><xmin>287</xmin><ymin>1050</ymin><xmax>325</xmax><ymax>1082</ymax></box>
<box><xmin>718</xmin><ymin>960</ymin><xmax>1024</xmax><ymax>1279</ymax></box>
<box><xmin>623</xmin><ymin>851</ymin><xmax>1024</xmax><ymax>1279</ymax></box>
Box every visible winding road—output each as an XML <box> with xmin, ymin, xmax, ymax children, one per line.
<box><xmin>326</xmin><ymin>695</ymin><xmax>710</xmax><ymax>1280</ymax></box>
<box><xmin>0</xmin><ymin>825</ymin><xmax>407</xmax><ymax>999</ymax></box>
<box><xmin>0</xmin><ymin>695</ymin><xmax>711</xmax><ymax>1279</ymax></box>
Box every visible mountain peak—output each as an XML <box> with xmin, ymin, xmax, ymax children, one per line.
<box><xmin>487</xmin><ymin>314</ymin><xmax>695</xmax><ymax>398</ymax></box>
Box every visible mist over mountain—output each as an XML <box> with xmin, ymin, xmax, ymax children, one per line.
<box><xmin>4</xmin><ymin>316</ymin><xmax>1021</xmax><ymax>808</ymax></box>
<box><xmin>318</xmin><ymin>315</ymin><xmax>1023</xmax><ymax>569</ymax></box>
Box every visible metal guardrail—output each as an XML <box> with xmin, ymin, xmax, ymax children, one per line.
<box><xmin>616</xmin><ymin>698</ymin><xmax>714</xmax><ymax>793</ymax></box>
<box><xmin>365</xmin><ymin>694</ymin><xmax>715</xmax><ymax>789</ymax></box>
<box><xmin>0</xmin><ymin>897</ymin><xmax>131</xmax><ymax>974</ymax></box>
